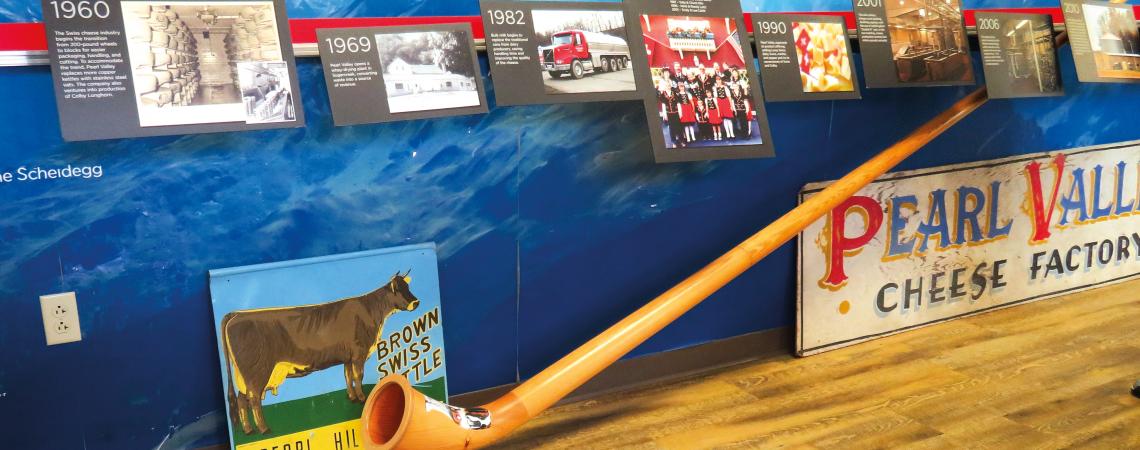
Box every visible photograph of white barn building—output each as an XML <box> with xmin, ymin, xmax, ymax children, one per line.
<box><xmin>377</xmin><ymin>31</ymin><xmax>482</xmax><ymax>113</ymax></box>
<box><xmin>384</xmin><ymin>58</ymin><xmax>477</xmax><ymax>95</ymax></box>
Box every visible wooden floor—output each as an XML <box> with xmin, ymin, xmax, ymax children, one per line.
<box><xmin>491</xmin><ymin>280</ymin><xmax>1140</xmax><ymax>449</ymax></box>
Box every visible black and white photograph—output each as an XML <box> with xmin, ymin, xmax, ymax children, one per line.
<box><xmin>238</xmin><ymin>61</ymin><xmax>296</xmax><ymax>123</ymax></box>
<box><xmin>996</xmin><ymin>16</ymin><xmax>1060</xmax><ymax>94</ymax></box>
<box><xmin>121</xmin><ymin>1</ymin><xmax>285</xmax><ymax>127</ymax></box>
<box><xmin>976</xmin><ymin>12</ymin><xmax>1061</xmax><ymax>98</ymax></box>
<box><xmin>376</xmin><ymin>30</ymin><xmax>481</xmax><ymax>114</ymax></box>
<box><xmin>531</xmin><ymin>9</ymin><xmax>635</xmax><ymax>94</ymax></box>
<box><xmin>316</xmin><ymin>24</ymin><xmax>485</xmax><ymax>125</ymax></box>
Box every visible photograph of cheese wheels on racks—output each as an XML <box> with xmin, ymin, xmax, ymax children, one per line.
<box><xmin>122</xmin><ymin>1</ymin><xmax>288</xmax><ymax>127</ymax></box>
<box><xmin>532</xmin><ymin>9</ymin><xmax>635</xmax><ymax>94</ymax></box>
<box><xmin>643</xmin><ymin>15</ymin><xmax>762</xmax><ymax>149</ymax></box>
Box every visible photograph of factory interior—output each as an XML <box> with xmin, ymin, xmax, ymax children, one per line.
<box><xmin>998</xmin><ymin>16</ymin><xmax>1060</xmax><ymax>94</ymax></box>
<box><xmin>886</xmin><ymin>0</ymin><xmax>972</xmax><ymax>82</ymax></box>
<box><xmin>1083</xmin><ymin>2</ymin><xmax>1140</xmax><ymax>79</ymax></box>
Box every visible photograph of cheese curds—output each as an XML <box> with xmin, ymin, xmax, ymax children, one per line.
<box><xmin>792</xmin><ymin>21</ymin><xmax>855</xmax><ymax>93</ymax></box>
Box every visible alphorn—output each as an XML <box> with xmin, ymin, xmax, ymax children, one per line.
<box><xmin>359</xmin><ymin>31</ymin><xmax>1069</xmax><ymax>449</ymax></box>
<box><xmin>358</xmin><ymin>87</ymin><xmax>988</xmax><ymax>449</ymax></box>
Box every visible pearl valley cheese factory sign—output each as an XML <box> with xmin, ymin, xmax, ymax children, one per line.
<box><xmin>797</xmin><ymin>141</ymin><xmax>1140</xmax><ymax>355</ymax></box>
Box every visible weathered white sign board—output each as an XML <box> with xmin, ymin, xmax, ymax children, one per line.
<box><xmin>798</xmin><ymin>141</ymin><xmax>1140</xmax><ymax>355</ymax></box>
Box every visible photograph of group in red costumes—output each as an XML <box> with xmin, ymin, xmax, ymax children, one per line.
<box><xmin>641</xmin><ymin>15</ymin><xmax>763</xmax><ymax>149</ymax></box>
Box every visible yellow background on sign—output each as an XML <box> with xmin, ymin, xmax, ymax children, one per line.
<box><xmin>236</xmin><ymin>419</ymin><xmax>361</xmax><ymax>450</ymax></box>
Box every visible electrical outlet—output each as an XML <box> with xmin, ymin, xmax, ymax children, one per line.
<box><xmin>40</xmin><ymin>292</ymin><xmax>81</xmax><ymax>345</ymax></box>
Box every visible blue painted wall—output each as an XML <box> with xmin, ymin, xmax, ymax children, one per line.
<box><xmin>2</xmin><ymin>0</ymin><xmax>1140</xmax><ymax>449</ymax></box>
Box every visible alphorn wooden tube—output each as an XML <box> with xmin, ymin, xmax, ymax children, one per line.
<box><xmin>361</xmin><ymin>86</ymin><xmax>992</xmax><ymax>449</ymax></box>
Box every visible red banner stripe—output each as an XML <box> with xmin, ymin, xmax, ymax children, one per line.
<box><xmin>745</xmin><ymin>12</ymin><xmax>857</xmax><ymax>30</ymax></box>
<box><xmin>2</xmin><ymin>7</ymin><xmax>1137</xmax><ymax>53</ymax></box>
<box><xmin>0</xmin><ymin>22</ymin><xmax>46</xmax><ymax>52</ymax></box>
<box><xmin>961</xmin><ymin>7</ymin><xmax>1068</xmax><ymax>25</ymax></box>
<box><xmin>288</xmin><ymin>16</ymin><xmax>485</xmax><ymax>44</ymax></box>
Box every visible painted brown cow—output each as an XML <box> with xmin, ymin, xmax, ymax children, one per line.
<box><xmin>221</xmin><ymin>271</ymin><xmax>419</xmax><ymax>434</ymax></box>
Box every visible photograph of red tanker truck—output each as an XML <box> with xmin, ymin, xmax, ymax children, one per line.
<box><xmin>532</xmin><ymin>10</ymin><xmax>637</xmax><ymax>94</ymax></box>
<box><xmin>541</xmin><ymin>29</ymin><xmax>630</xmax><ymax>78</ymax></box>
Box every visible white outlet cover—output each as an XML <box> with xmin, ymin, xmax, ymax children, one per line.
<box><xmin>40</xmin><ymin>292</ymin><xmax>81</xmax><ymax>345</ymax></box>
